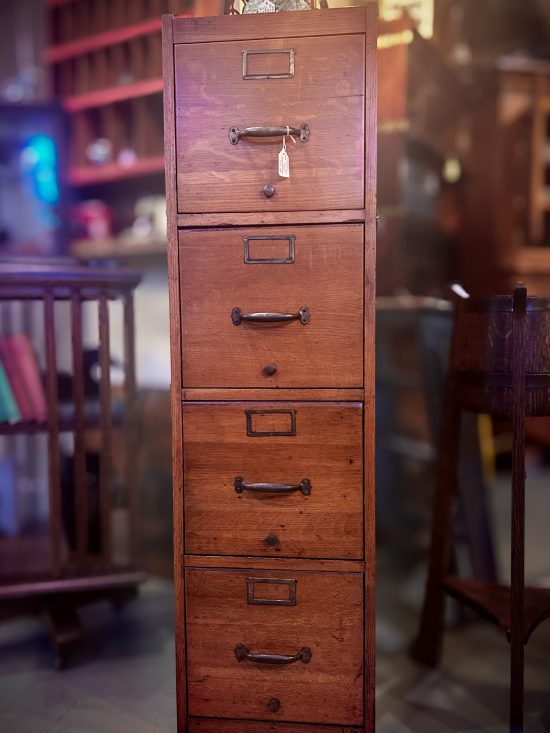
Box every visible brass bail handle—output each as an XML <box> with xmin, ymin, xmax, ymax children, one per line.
<box><xmin>234</xmin><ymin>476</ymin><xmax>312</xmax><ymax>496</ymax></box>
<box><xmin>234</xmin><ymin>644</ymin><xmax>312</xmax><ymax>665</ymax></box>
<box><xmin>229</xmin><ymin>124</ymin><xmax>310</xmax><ymax>145</ymax></box>
<box><xmin>231</xmin><ymin>306</ymin><xmax>310</xmax><ymax>326</ymax></box>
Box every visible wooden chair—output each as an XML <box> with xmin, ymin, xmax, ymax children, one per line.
<box><xmin>376</xmin><ymin>296</ymin><xmax>497</xmax><ymax>580</ymax></box>
<box><xmin>411</xmin><ymin>283</ymin><xmax>550</xmax><ymax>733</ymax></box>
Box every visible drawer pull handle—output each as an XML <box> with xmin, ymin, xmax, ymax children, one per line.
<box><xmin>232</xmin><ymin>306</ymin><xmax>310</xmax><ymax>326</ymax></box>
<box><xmin>229</xmin><ymin>124</ymin><xmax>310</xmax><ymax>145</ymax></box>
<box><xmin>235</xmin><ymin>476</ymin><xmax>311</xmax><ymax>496</ymax></box>
<box><xmin>235</xmin><ymin>644</ymin><xmax>312</xmax><ymax>665</ymax></box>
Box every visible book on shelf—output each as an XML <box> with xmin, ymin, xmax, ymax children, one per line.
<box><xmin>0</xmin><ymin>336</ymin><xmax>34</xmax><ymax>421</ymax></box>
<box><xmin>0</xmin><ymin>334</ymin><xmax>48</xmax><ymax>423</ymax></box>
<box><xmin>0</xmin><ymin>359</ymin><xmax>21</xmax><ymax>424</ymax></box>
<box><xmin>0</xmin><ymin>459</ymin><xmax>18</xmax><ymax>536</ymax></box>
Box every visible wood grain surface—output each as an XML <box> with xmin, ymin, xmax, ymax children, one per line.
<box><xmin>175</xmin><ymin>34</ymin><xmax>365</xmax><ymax>213</ymax></box>
<box><xmin>162</xmin><ymin>14</ymin><xmax>188</xmax><ymax>729</ymax></box>
<box><xmin>179</xmin><ymin>224</ymin><xmax>364</xmax><ymax>388</ymax></box>
<box><xmin>181</xmin><ymin>388</ymin><xmax>366</xmax><ymax>402</ymax></box>
<box><xmin>177</xmin><ymin>209</ymin><xmax>365</xmax><ymax>228</ymax></box>
<box><xmin>185</xmin><ymin>567</ymin><xmax>364</xmax><ymax>725</ymax></box>
<box><xmin>172</xmin><ymin>5</ymin><xmax>374</xmax><ymax>44</ymax></box>
<box><xmin>184</xmin><ymin>556</ymin><xmax>365</xmax><ymax>573</ymax></box>
<box><xmin>183</xmin><ymin>402</ymin><xmax>363</xmax><ymax>559</ymax></box>
<box><xmin>362</xmin><ymin>5</ymin><xmax>378</xmax><ymax>730</ymax></box>
<box><xmin>187</xmin><ymin>719</ymin><xmax>363</xmax><ymax>733</ymax></box>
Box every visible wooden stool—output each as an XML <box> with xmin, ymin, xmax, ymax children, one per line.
<box><xmin>411</xmin><ymin>283</ymin><xmax>550</xmax><ymax>733</ymax></box>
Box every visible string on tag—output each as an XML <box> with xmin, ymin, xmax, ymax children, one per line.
<box><xmin>286</xmin><ymin>125</ymin><xmax>297</xmax><ymax>144</ymax></box>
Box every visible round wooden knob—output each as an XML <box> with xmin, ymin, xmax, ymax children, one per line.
<box><xmin>268</xmin><ymin>698</ymin><xmax>281</xmax><ymax>713</ymax></box>
<box><xmin>263</xmin><ymin>363</ymin><xmax>277</xmax><ymax>376</ymax></box>
<box><xmin>263</xmin><ymin>184</ymin><xmax>276</xmax><ymax>198</ymax></box>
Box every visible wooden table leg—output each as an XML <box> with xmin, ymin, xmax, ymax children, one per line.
<box><xmin>510</xmin><ymin>284</ymin><xmax>526</xmax><ymax>733</ymax></box>
<box><xmin>46</xmin><ymin>604</ymin><xmax>84</xmax><ymax>670</ymax></box>
<box><xmin>410</xmin><ymin>390</ymin><xmax>461</xmax><ymax>667</ymax></box>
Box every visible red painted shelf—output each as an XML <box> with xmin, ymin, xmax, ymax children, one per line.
<box><xmin>63</xmin><ymin>77</ymin><xmax>164</xmax><ymax>113</ymax></box>
<box><xmin>68</xmin><ymin>155</ymin><xmax>165</xmax><ymax>186</ymax></box>
<box><xmin>45</xmin><ymin>18</ymin><xmax>163</xmax><ymax>64</ymax></box>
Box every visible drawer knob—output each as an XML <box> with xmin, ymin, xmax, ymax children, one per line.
<box><xmin>235</xmin><ymin>476</ymin><xmax>311</xmax><ymax>496</ymax></box>
<box><xmin>263</xmin><ymin>184</ymin><xmax>276</xmax><ymax>198</ymax></box>
<box><xmin>235</xmin><ymin>644</ymin><xmax>312</xmax><ymax>665</ymax></box>
<box><xmin>265</xmin><ymin>532</ymin><xmax>280</xmax><ymax>547</ymax></box>
<box><xmin>268</xmin><ymin>698</ymin><xmax>281</xmax><ymax>713</ymax></box>
<box><xmin>263</xmin><ymin>363</ymin><xmax>277</xmax><ymax>377</ymax></box>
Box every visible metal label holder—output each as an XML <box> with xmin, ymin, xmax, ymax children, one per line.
<box><xmin>245</xmin><ymin>409</ymin><xmax>297</xmax><ymax>437</ymax></box>
<box><xmin>247</xmin><ymin>577</ymin><xmax>297</xmax><ymax>606</ymax></box>
<box><xmin>242</xmin><ymin>48</ymin><xmax>296</xmax><ymax>80</ymax></box>
<box><xmin>244</xmin><ymin>234</ymin><xmax>296</xmax><ymax>264</ymax></box>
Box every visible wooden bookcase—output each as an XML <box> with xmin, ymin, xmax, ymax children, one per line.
<box><xmin>0</xmin><ymin>259</ymin><xmax>144</xmax><ymax>667</ymax></box>
<box><xmin>460</xmin><ymin>57</ymin><xmax>550</xmax><ymax>296</ymax></box>
<box><xmin>45</xmin><ymin>0</ymin><xmax>191</xmax><ymax>258</ymax></box>
<box><xmin>377</xmin><ymin>15</ymin><xmax>465</xmax><ymax>296</ymax></box>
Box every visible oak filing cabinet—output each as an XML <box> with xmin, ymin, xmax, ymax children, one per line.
<box><xmin>162</xmin><ymin>6</ymin><xmax>377</xmax><ymax>732</ymax></box>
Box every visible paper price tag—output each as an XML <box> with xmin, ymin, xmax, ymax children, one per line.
<box><xmin>278</xmin><ymin>148</ymin><xmax>290</xmax><ymax>178</ymax></box>
<box><xmin>278</xmin><ymin>137</ymin><xmax>290</xmax><ymax>178</ymax></box>
<box><xmin>256</xmin><ymin>0</ymin><xmax>276</xmax><ymax>12</ymax></box>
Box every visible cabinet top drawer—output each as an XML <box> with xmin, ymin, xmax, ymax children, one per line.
<box><xmin>174</xmin><ymin>32</ymin><xmax>366</xmax><ymax>214</ymax></box>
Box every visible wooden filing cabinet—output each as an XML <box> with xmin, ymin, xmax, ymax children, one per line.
<box><xmin>162</xmin><ymin>6</ymin><xmax>377</xmax><ymax>732</ymax></box>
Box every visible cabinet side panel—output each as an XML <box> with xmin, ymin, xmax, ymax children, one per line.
<box><xmin>363</xmin><ymin>4</ymin><xmax>378</xmax><ymax>732</ymax></box>
<box><xmin>162</xmin><ymin>14</ymin><xmax>187</xmax><ymax>732</ymax></box>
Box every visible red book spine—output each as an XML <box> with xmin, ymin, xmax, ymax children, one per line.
<box><xmin>0</xmin><ymin>337</ymin><xmax>35</xmax><ymax>421</ymax></box>
<box><xmin>9</xmin><ymin>334</ymin><xmax>48</xmax><ymax>423</ymax></box>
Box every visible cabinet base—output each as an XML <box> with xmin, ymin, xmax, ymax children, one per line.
<box><xmin>186</xmin><ymin>719</ymin><xmax>366</xmax><ymax>733</ymax></box>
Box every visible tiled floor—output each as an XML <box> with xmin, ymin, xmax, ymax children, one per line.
<box><xmin>1</xmin><ymin>471</ymin><xmax>550</xmax><ymax>733</ymax></box>
<box><xmin>0</xmin><ymin>580</ymin><xmax>177</xmax><ymax>733</ymax></box>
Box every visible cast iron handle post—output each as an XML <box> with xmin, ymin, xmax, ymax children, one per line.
<box><xmin>231</xmin><ymin>306</ymin><xmax>310</xmax><ymax>326</ymax></box>
<box><xmin>234</xmin><ymin>644</ymin><xmax>312</xmax><ymax>665</ymax></box>
<box><xmin>229</xmin><ymin>124</ymin><xmax>310</xmax><ymax>144</ymax></box>
<box><xmin>234</xmin><ymin>476</ymin><xmax>311</xmax><ymax>496</ymax></box>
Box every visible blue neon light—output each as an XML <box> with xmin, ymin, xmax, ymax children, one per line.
<box><xmin>20</xmin><ymin>134</ymin><xmax>59</xmax><ymax>206</ymax></box>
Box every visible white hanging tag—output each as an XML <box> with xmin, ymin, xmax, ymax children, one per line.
<box><xmin>255</xmin><ymin>0</ymin><xmax>276</xmax><ymax>12</ymax></box>
<box><xmin>278</xmin><ymin>135</ymin><xmax>290</xmax><ymax>178</ymax></box>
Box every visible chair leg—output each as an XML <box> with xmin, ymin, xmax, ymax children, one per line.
<box><xmin>509</xmin><ymin>283</ymin><xmax>526</xmax><ymax>733</ymax></box>
<box><xmin>410</xmin><ymin>393</ymin><xmax>461</xmax><ymax>667</ymax></box>
<box><xmin>510</xmin><ymin>639</ymin><xmax>524</xmax><ymax>733</ymax></box>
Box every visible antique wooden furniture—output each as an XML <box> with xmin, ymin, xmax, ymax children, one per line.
<box><xmin>377</xmin><ymin>15</ymin><xmax>464</xmax><ymax>295</ymax></box>
<box><xmin>162</xmin><ymin>6</ymin><xmax>377</xmax><ymax>732</ymax></box>
<box><xmin>376</xmin><ymin>296</ymin><xmax>496</xmax><ymax>582</ymax></box>
<box><xmin>45</xmin><ymin>0</ymin><xmax>194</xmax><ymax>260</ymax></box>
<box><xmin>460</xmin><ymin>57</ymin><xmax>550</xmax><ymax>297</ymax></box>
<box><xmin>0</xmin><ymin>258</ymin><xmax>144</xmax><ymax>667</ymax></box>
<box><xmin>411</xmin><ymin>283</ymin><xmax>550</xmax><ymax>732</ymax></box>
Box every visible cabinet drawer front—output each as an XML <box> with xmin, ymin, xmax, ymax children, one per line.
<box><xmin>185</xmin><ymin>568</ymin><xmax>364</xmax><ymax>725</ymax></box>
<box><xmin>179</xmin><ymin>225</ymin><xmax>364</xmax><ymax>388</ymax></box>
<box><xmin>174</xmin><ymin>34</ymin><xmax>365</xmax><ymax>213</ymax></box>
<box><xmin>183</xmin><ymin>402</ymin><xmax>363</xmax><ymax>559</ymax></box>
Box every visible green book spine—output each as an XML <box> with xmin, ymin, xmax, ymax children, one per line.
<box><xmin>0</xmin><ymin>359</ymin><xmax>21</xmax><ymax>423</ymax></box>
